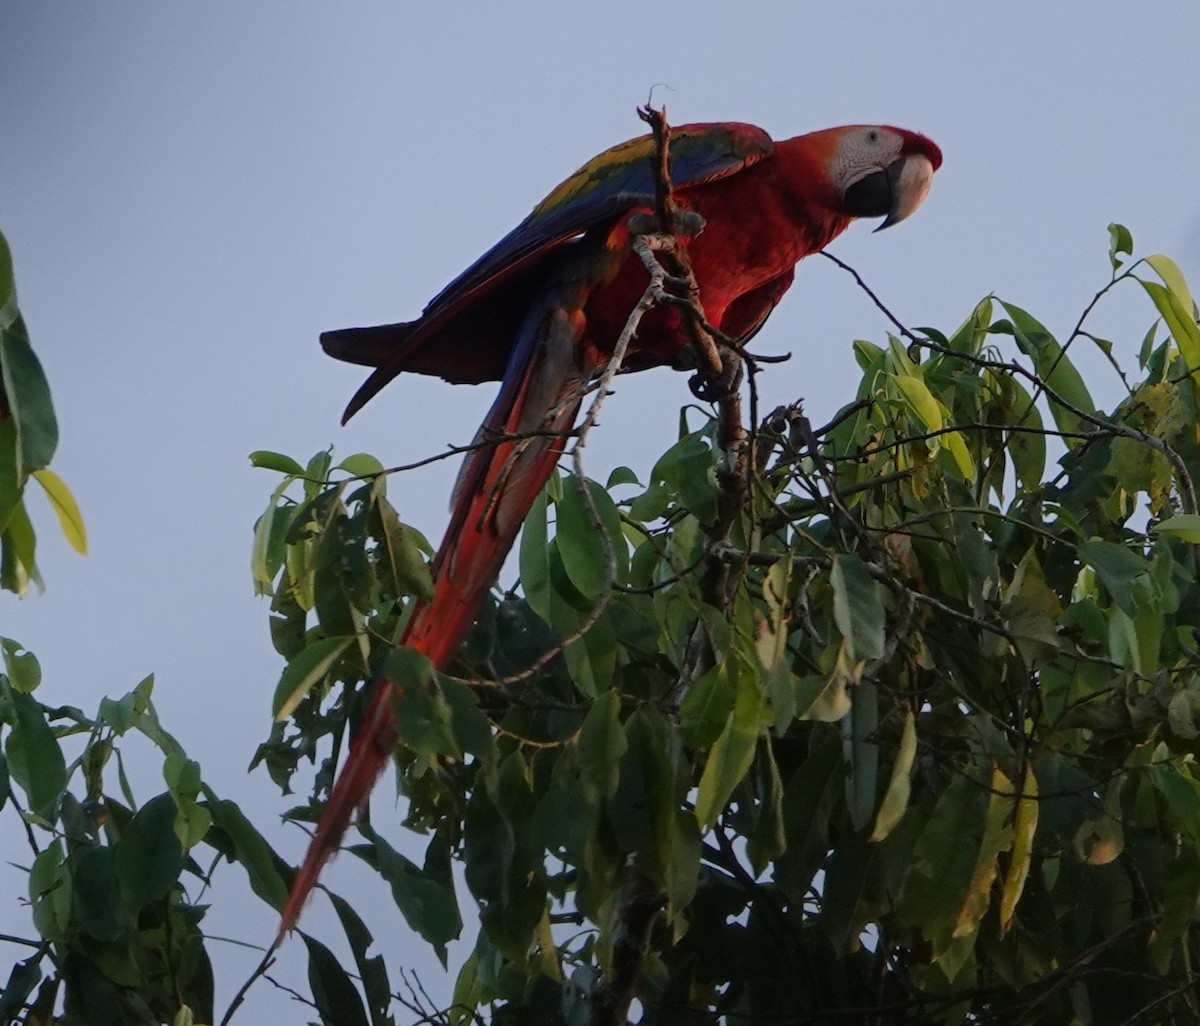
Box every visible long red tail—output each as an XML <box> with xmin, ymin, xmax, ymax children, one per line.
<box><xmin>280</xmin><ymin>299</ymin><xmax>591</xmax><ymax>934</ymax></box>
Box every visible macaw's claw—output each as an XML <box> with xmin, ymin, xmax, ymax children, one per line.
<box><xmin>689</xmin><ymin>356</ymin><xmax>744</xmax><ymax>402</ymax></box>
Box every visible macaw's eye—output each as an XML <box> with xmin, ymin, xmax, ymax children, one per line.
<box><xmin>866</xmin><ymin>129</ymin><xmax>880</xmax><ymax>144</ymax></box>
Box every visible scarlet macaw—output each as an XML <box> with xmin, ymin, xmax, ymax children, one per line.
<box><xmin>282</xmin><ymin>121</ymin><xmax>941</xmax><ymax>931</ymax></box>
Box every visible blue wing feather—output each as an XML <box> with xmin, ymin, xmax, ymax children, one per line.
<box><xmin>422</xmin><ymin>122</ymin><xmax>773</xmax><ymax>319</ymax></box>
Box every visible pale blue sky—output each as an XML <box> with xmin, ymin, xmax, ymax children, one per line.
<box><xmin>3</xmin><ymin>3</ymin><xmax>1199</xmax><ymax>1019</ymax></box>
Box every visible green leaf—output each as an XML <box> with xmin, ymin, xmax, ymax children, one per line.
<box><xmin>313</xmin><ymin>500</ymin><xmax>370</xmax><ymax>633</ymax></box>
<box><xmin>302</xmin><ymin>931</ymin><xmax>370</xmax><ymax>1026</ymax></box>
<box><xmin>29</xmin><ymin>842</ymin><xmax>70</xmax><ymax>943</ymax></box>
<box><xmin>251</xmin><ymin>480</ymin><xmax>298</xmax><ymax>594</ymax></box>
<box><xmin>272</xmin><ymin>635</ymin><xmax>354</xmax><ymax>720</ymax></box>
<box><xmin>577</xmin><ymin>689</ymin><xmax>626</xmax><ymax>803</ymax></box>
<box><xmin>942</xmin><ymin>297</ymin><xmax>993</xmax><ymax>356</ymax></box>
<box><xmin>0</xmin><ymin>418</ymin><xmax>20</xmax><ymax>534</ymax></box>
<box><xmin>1149</xmin><ymin>761</ymin><xmax>1200</xmax><ymax>838</ymax></box>
<box><xmin>72</xmin><ymin>846</ymin><xmax>127</xmax><ymax>942</ymax></box>
<box><xmin>830</xmin><ymin>554</ymin><xmax>885</xmax><ymax>662</ymax></box>
<box><xmin>163</xmin><ymin>751</ymin><xmax>210</xmax><ymax>850</ymax></box>
<box><xmin>1005</xmin><ymin>375</ymin><xmax>1046</xmax><ymax>490</ymax></box>
<box><xmin>115</xmin><ymin>792</ymin><xmax>186</xmax><ymax>911</ymax></box>
<box><xmin>1153</xmin><ymin>514</ymin><xmax>1200</xmax><ymax>543</ymax></box>
<box><xmin>898</xmin><ymin>773</ymin><xmax>986</xmax><ymax>957</ymax></box>
<box><xmin>1107</xmin><ymin>222</ymin><xmax>1133</xmax><ymax>270</ymax></box>
<box><xmin>1</xmin><ymin>637</ymin><xmax>41</xmax><ymax>693</ymax></box>
<box><xmin>853</xmin><ymin>338</ymin><xmax>885</xmax><ymax>369</ymax></box>
<box><xmin>843</xmin><ymin>680</ymin><xmax>879</xmax><ymax>831</ymax></box>
<box><xmin>352</xmin><ymin>823</ymin><xmax>462</xmax><ymax>965</ymax></box>
<box><xmin>745</xmin><ymin>739</ymin><xmax>786</xmax><ymax>874</ymax></box>
<box><xmin>248</xmin><ymin>449</ymin><xmax>306</xmax><ymax>475</ymax></box>
<box><xmin>97</xmin><ymin>678</ymin><xmax>146</xmax><ymax>736</ymax></box>
<box><xmin>556</xmin><ymin>474</ymin><xmax>624</xmax><ymax>598</ymax></box>
<box><xmin>519</xmin><ymin>489</ymin><xmax>552</xmax><ymax>622</ymax></box>
<box><xmin>655</xmin><ymin>433</ymin><xmax>718</xmax><ymax>526</ymax></box>
<box><xmin>885</xmin><ymin>334</ymin><xmax>918</xmax><ymax>376</ymax></box>
<box><xmin>774</xmin><ymin>735</ymin><xmax>841</xmax><ymax>899</ymax></box>
<box><xmin>327</xmin><ymin>892</ymin><xmax>393</xmax><ymax>1026</ymax></box>
<box><xmin>998</xmin><ymin>300</ymin><xmax>1095</xmax><ymax>437</ymax></box>
<box><xmin>337</xmin><ymin>452</ymin><xmax>386</xmax><ymax>478</ymax></box>
<box><xmin>1079</xmin><ymin>539</ymin><xmax>1149</xmax><ymax>618</ymax></box>
<box><xmin>1148</xmin><ymin>839</ymin><xmax>1200</xmax><ymax>972</ymax></box>
<box><xmin>606</xmin><ymin>465</ymin><xmax>640</xmax><ymax>489</ymax></box>
<box><xmin>2</xmin><ymin>497</ymin><xmax>40</xmax><ymax>595</ymax></box>
<box><xmin>696</xmin><ymin>664</ymin><xmax>763</xmax><ymax>827</ymax></box>
<box><xmin>204</xmin><ymin>796</ymin><xmax>291</xmax><ymax>910</ymax></box>
<box><xmin>613</xmin><ymin>707</ymin><xmax>682</xmax><ymax>897</ymax></box>
<box><xmin>439</xmin><ymin>675</ymin><xmax>493</xmax><ymax>760</ymax></box>
<box><xmin>0</xmin><ymin>314</ymin><xmax>58</xmax><ymax>475</ymax></box>
<box><xmin>450</xmin><ymin>943</ymin><xmax>484</xmax><ymax>1026</ymax></box>
<box><xmin>386</xmin><ymin>647</ymin><xmax>457</xmax><ymax>760</ymax></box>
<box><xmin>371</xmin><ymin>493</ymin><xmax>434</xmax><ymax>602</ymax></box>
<box><xmin>0</xmin><ymin>957</ymin><xmax>42</xmax><ymax>1022</ymax></box>
<box><xmin>678</xmin><ymin>661</ymin><xmax>737</xmax><ymax>747</ymax></box>
<box><xmin>0</xmin><ymin>230</ymin><xmax>12</xmax><ymax>312</ymax></box>
<box><xmin>304</xmin><ymin>449</ymin><xmax>334</xmax><ymax>495</ymax></box>
<box><xmin>30</xmin><ymin>467</ymin><xmax>87</xmax><ymax>554</ymax></box>
<box><xmin>4</xmin><ymin>687</ymin><xmax>66</xmax><ymax>818</ymax></box>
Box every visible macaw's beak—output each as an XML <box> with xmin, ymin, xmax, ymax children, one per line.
<box><xmin>843</xmin><ymin>154</ymin><xmax>937</xmax><ymax>231</ymax></box>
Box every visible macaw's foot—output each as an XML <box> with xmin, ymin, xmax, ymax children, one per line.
<box><xmin>627</xmin><ymin>208</ymin><xmax>707</xmax><ymax>238</ymax></box>
<box><xmin>689</xmin><ymin>355</ymin><xmax>743</xmax><ymax>402</ymax></box>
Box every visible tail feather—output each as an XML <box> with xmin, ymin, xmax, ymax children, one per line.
<box><xmin>278</xmin><ymin>685</ymin><xmax>394</xmax><ymax>935</ymax></box>
<box><xmin>321</xmin><ymin>321</ymin><xmax>419</xmax><ymax>368</ymax></box>
<box><xmin>281</xmin><ymin>294</ymin><xmax>595</xmax><ymax>934</ymax></box>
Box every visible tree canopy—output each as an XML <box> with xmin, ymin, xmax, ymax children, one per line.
<box><xmin>5</xmin><ymin>217</ymin><xmax>1200</xmax><ymax>1025</ymax></box>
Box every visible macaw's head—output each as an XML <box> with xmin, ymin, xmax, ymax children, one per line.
<box><xmin>798</xmin><ymin>124</ymin><xmax>943</xmax><ymax>231</ymax></box>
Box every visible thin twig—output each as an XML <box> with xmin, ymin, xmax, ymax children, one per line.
<box><xmin>219</xmin><ymin>941</ymin><xmax>280</xmax><ymax>1026</ymax></box>
<box><xmin>261</xmin><ymin>973</ymin><xmax>321</xmax><ymax>1013</ymax></box>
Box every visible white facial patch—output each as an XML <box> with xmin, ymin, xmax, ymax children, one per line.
<box><xmin>834</xmin><ymin>126</ymin><xmax>904</xmax><ymax>192</ymax></box>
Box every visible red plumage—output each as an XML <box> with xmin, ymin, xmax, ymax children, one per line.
<box><xmin>281</xmin><ymin>121</ymin><xmax>941</xmax><ymax>932</ymax></box>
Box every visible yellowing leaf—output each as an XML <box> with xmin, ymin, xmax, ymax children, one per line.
<box><xmin>999</xmin><ymin>764</ymin><xmax>1038</xmax><ymax>936</ymax></box>
<box><xmin>1152</xmin><ymin>514</ymin><xmax>1200</xmax><ymax>544</ymax></box>
<box><xmin>939</xmin><ymin>429</ymin><xmax>976</xmax><ymax>481</ymax></box>
<box><xmin>1073</xmin><ymin>814</ymin><xmax>1123</xmax><ymax>865</ymax></box>
<box><xmin>31</xmin><ymin>467</ymin><xmax>86</xmax><ymax>554</ymax></box>
<box><xmin>870</xmin><ymin>708</ymin><xmax>917</xmax><ymax>842</ymax></box>
<box><xmin>1140</xmin><ymin>261</ymin><xmax>1200</xmax><ymax>381</ymax></box>
<box><xmin>1146</xmin><ymin>253</ymin><xmax>1196</xmax><ymax>317</ymax></box>
<box><xmin>534</xmin><ymin>908</ymin><xmax>563</xmax><ymax>983</ymax></box>
<box><xmin>893</xmin><ymin>373</ymin><xmax>943</xmax><ymax>432</ymax></box>
<box><xmin>803</xmin><ymin>643</ymin><xmax>856</xmax><ymax>722</ymax></box>
<box><xmin>953</xmin><ymin>765</ymin><xmax>1014</xmax><ymax>941</ymax></box>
